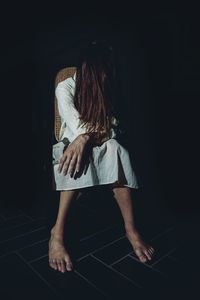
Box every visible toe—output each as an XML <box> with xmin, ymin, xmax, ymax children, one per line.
<box><xmin>64</xmin><ymin>255</ymin><xmax>73</xmax><ymax>271</ymax></box>
<box><xmin>52</xmin><ymin>261</ymin><xmax>57</xmax><ymax>270</ymax></box>
<box><xmin>144</xmin><ymin>249</ymin><xmax>152</xmax><ymax>260</ymax></box>
<box><xmin>136</xmin><ymin>249</ymin><xmax>147</xmax><ymax>262</ymax></box>
<box><xmin>57</xmin><ymin>260</ymin><xmax>62</xmax><ymax>272</ymax></box>
<box><xmin>148</xmin><ymin>249</ymin><xmax>153</xmax><ymax>258</ymax></box>
<box><xmin>60</xmin><ymin>260</ymin><xmax>66</xmax><ymax>273</ymax></box>
<box><xmin>148</xmin><ymin>247</ymin><xmax>154</xmax><ymax>256</ymax></box>
<box><xmin>139</xmin><ymin>254</ymin><xmax>147</xmax><ymax>262</ymax></box>
<box><xmin>148</xmin><ymin>248</ymin><xmax>154</xmax><ymax>255</ymax></box>
<box><xmin>65</xmin><ymin>260</ymin><xmax>73</xmax><ymax>271</ymax></box>
<box><xmin>151</xmin><ymin>247</ymin><xmax>155</xmax><ymax>253</ymax></box>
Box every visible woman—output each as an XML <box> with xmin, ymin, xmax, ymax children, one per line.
<box><xmin>49</xmin><ymin>43</ymin><xmax>155</xmax><ymax>273</ymax></box>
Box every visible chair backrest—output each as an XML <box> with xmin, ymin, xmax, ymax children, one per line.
<box><xmin>54</xmin><ymin>66</ymin><xmax>76</xmax><ymax>141</ymax></box>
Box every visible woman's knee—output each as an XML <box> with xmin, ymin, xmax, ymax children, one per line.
<box><xmin>60</xmin><ymin>189</ymin><xmax>82</xmax><ymax>196</ymax></box>
<box><xmin>78</xmin><ymin>189</ymin><xmax>87</xmax><ymax>198</ymax></box>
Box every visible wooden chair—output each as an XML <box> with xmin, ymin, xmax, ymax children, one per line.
<box><xmin>54</xmin><ymin>66</ymin><xmax>76</xmax><ymax>142</ymax></box>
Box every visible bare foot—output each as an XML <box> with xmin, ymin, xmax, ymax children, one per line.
<box><xmin>125</xmin><ymin>229</ymin><xmax>155</xmax><ymax>263</ymax></box>
<box><xmin>48</xmin><ymin>227</ymin><xmax>73</xmax><ymax>273</ymax></box>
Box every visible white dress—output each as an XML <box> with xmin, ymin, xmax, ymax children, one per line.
<box><xmin>52</xmin><ymin>72</ymin><xmax>139</xmax><ymax>191</ymax></box>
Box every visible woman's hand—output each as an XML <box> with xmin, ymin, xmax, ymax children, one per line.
<box><xmin>58</xmin><ymin>134</ymin><xmax>91</xmax><ymax>177</ymax></box>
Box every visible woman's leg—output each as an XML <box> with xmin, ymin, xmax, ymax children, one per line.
<box><xmin>111</xmin><ymin>184</ymin><xmax>155</xmax><ymax>263</ymax></box>
<box><xmin>48</xmin><ymin>189</ymin><xmax>82</xmax><ymax>273</ymax></box>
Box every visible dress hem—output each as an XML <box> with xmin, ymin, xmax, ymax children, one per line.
<box><xmin>52</xmin><ymin>180</ymin><xmax>139</xmax><ymax>191</ymax></box>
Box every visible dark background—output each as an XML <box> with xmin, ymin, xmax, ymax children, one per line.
<box><xmin>2</xmin><ymin>5</ymin><xmax>200</xmax><ymax>271</ymax></box>
<box><xmin>0</xmin><ymin>3</ymin><xmax>200</xmax><ymax>298</ymax></box>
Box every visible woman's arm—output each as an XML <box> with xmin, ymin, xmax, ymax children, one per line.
<box><xmin>56</xmin><ymin>79</ymin><xmax>95</xmax><ymax>143</ymax></box>
<box><xmin>56</xmin><ymin>79</ymin><xmax>109</xmax><ymax>146</ymax></box>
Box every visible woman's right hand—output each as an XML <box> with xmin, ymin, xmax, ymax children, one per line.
<box><xmin>58</xmin><ymin>134</ymin><xmax>91</xmax><ymax>177</ymax></box>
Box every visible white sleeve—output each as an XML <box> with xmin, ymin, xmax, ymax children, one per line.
<box><xmin>55</xmin><ymin>78</ymin><xmax>117</xmax><ymax>143</ymax></box>
<box><xmin>55</xmin><ymin>79</ymin><xmax>87</xmax><ymax>142</ymax></box>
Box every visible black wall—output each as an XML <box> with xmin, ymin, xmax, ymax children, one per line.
<box><xmin>2</xmin><ymin>9</ymin><xmax>200</xmax><ymax>226</ymax></box>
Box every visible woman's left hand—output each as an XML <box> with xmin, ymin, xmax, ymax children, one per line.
<box><xmin>58</xmin><ymin>134</ymin><xmax>91</xmax><ymax>177</ymax></box>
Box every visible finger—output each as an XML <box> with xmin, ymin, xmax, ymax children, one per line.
<box><xmin>75</xmin><ymin>154</ymin><xmax>83</xmax><ymax>173</ymax></box>
<box><xmin>68</xmin><ymin>157</ymin><xmax>77</xmax><ymax>177</ymax></box>
<box><xmin>83</xmin><ymin>159</ymin><xmax>90</xmax><ymax>175</ymax></box>
<box><xmin>58</xmin><ymin>154</ymin><xmax>68</xmax><ymax>173</ymax></box>
<box><xmin>63</xmin><ymin>157</ymin><xmax>72</xmax><ymax>175</ymax></box>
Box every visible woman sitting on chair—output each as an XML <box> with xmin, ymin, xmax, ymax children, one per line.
<box><xmin>49</xmin><ymin>43</ymin><xmax>155</xmax><ymax>273</ymax></box>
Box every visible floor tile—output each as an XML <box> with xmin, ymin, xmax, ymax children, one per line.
<box><xmin>136</xmin><ymin>222</ymin><xmax>175</xmax><ymax>242</ymax></box>
<box><xmin>0</xmin><ymin>227</ymin><xmax>49</xmax><ymax>256</ymax></box>
<box><xmin>70</xmin><ymin>225</ymin><xmax>125</xmax><ymax>260</ymax></box>
<box><xmin>152</xmin><ymin>256</ymin><xmax>181</xmax><ymax>278</ymax></box>
<box><xmin>75</xmin><ymin>255</ymin><xmax>142</xmax><ymax>299</ymax></box>
<box><xmin>66</xmin><ymin>213</ymin><xmax>111</xmax><ymax>242</ymax></box>
<box><xmin>92</xmin><ymin>236</ymin><xmax>133</xmax><ymax>265</ymax></box>
<box><xmin>112</xmin><ymin>256</ymin><xmax>166</xmax><ymax>290</ymax></box>
<box><xmin>152</xmin><ymin>255</ymin><xmax>195</xmax><ymax>294</ymax></box>
<box><xmin>18</xmin><ymin>239</ymin><xmax>49</xmax><ymax>262</ymax></box>
<box><xmin>0</xmin><ymin>218</ymin><xmax>47</xmax><ymax>242</ymax></box>
<box><xmin>0</xmin><ymin>215</ymin><xmax>32</xmax><ymax>231</ymax></box>
<box><xmin>66</xmin><ymin>205</ymin><xmax>120</xmax><ymax>242</ymax></box>
<box><xmin>168</xmin><ymin>248</ymin><xmax>185</xmax><ymax>262</ymax></box>
<box><xmin>0</xmin><ymin>253</ymin><xmax>59</xmax><ymax>300</ymax></box>
<box><xmin>31</xmin><ymin>256</ymin><xmax>107</xmax><ymax>300</ymax></box>
<box><xmin>0</xmin><ymin>207</ymin><xmax>24</xmax><ymax>219</ymax></box>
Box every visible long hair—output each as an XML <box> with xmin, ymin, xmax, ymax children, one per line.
<box><xmin>74</xmin><ymin>42</ymin><xmax>117</xmax><ymax>140</ymax></box>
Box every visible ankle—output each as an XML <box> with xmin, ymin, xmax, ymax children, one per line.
<box><xmin>51</xmin><ymin>225</ymin><xmax>64</xmax><ymax>239</ymax></box>
<box><xmin>125</xmin><ymin>225</ymin><xmax>139</xmax><ymax>236</ymax></box>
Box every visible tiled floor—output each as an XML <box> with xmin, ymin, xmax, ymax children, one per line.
<box><xmin>0</xmin><ymin>192</ymin><xmax>194</xmax><ymax>300</ymax></box>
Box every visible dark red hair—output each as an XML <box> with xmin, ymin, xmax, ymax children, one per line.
<box><xmin>74</xmin><ymin>42</ymin><xmax>117</xmax><ymax>140</ymax></box>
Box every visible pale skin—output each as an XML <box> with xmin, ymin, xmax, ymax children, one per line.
<box><xmin>49</xmin><ymin>134</ymin><xmax>155</xmax><ymax>273</ymax></box>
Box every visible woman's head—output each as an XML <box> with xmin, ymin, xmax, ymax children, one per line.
<box><xmin>77</xmin><ymin>42</ymin><xmax>116</xmax><ymax>80</ymax></box>
<box><xmin>74</xmin><ymin>42</ymin><xmax>117</xmax><ymax>138</ymax></box>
